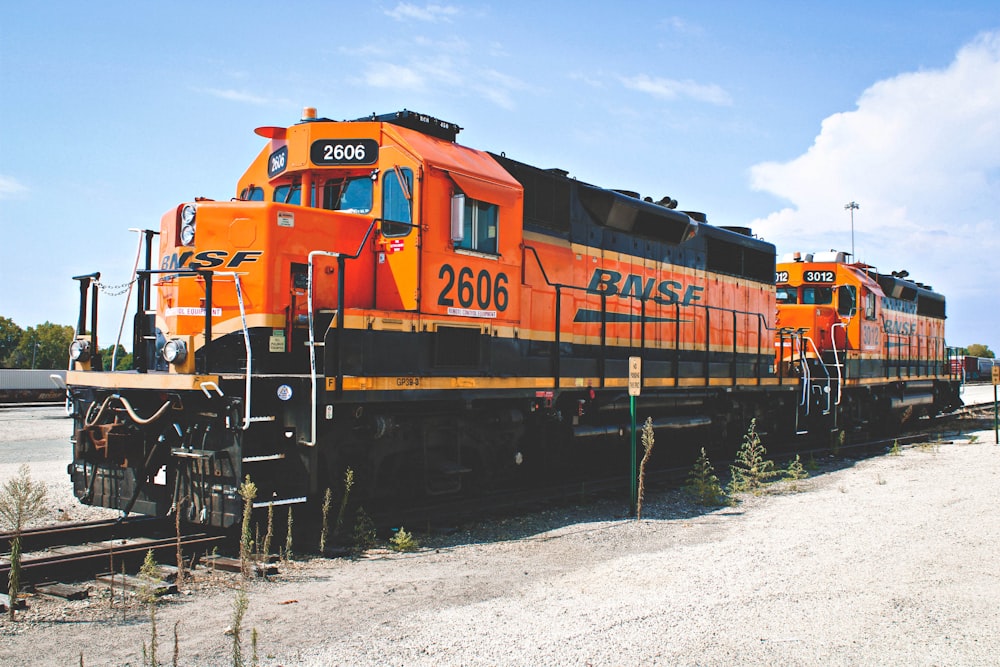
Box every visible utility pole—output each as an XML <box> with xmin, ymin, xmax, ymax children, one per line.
<box><xmin>844</xmin><ymin>201</ymin><xmax>860</xmax><ymax>260</ymax></box>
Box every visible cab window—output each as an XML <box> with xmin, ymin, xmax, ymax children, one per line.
<box><xmin>802</xmin><ymin>286</ymin><xmax>833</xmax><ymax>305</ymax></box>
<box><xmin>864</xmin><ymin>292</ymin><xmax>877</xmax><ymax>320</ymax></box>
<box><xmin>274</xmin><ymin>183</ymin><xmax>301</xmax><ymax>205</ymax></box>
<box><xmin>381</xmin><ymin>167</ymin><xmax>413</xmax><ymax>237</ymax></box>
<box><xmin>776</xmin><ymin>286</ymin><xmax>797</xmax><ymax>304</ymax></box>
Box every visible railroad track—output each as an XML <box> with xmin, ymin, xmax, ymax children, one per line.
<box><xmin>0</xmin><ymin>517</ymin><xmax>227</xmax><ymax>590</ymax></box>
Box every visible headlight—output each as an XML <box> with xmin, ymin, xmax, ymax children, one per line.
<box><xmin>69</xmin><ymin>339</ymin><xmax>91</xmax><ymax>362</ymax></box>
<box><xmin>179</xmin><ymin>205</ymin><xmax>197</xmax><ymax>246</ymax></box>
<box><xmin>162</xmin><ymin>339</ymin><xmax>188</xmax><ymax>364</ymax></box>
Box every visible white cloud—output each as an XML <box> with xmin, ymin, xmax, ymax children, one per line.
<box><xmin>749</xmin><ymin>31</ymin><xmax>1000</xmax><ymax>344</ymax></box>
<box><xmin>0</xmin><ymin>175</ymin><xmax>27</xmax><ymax>199</ymax></box>
<box><xmin>204</xmin><ymin>88</ymin><xmax>275</xmax><ymax>105</ymax></box>
<box><xmin>363</xmin><ymin>63</ymin><xmax>427</xmax><ymax>91</ymax></box>
<box><xmin>384</xmin><ymin>2</ymin><xmax>460</xmax><ymax>23</ymax></box>
<box><xmin>622</xmin><ymin>74</ymin><xmax>732</xmax><ymax>106</ymax></box>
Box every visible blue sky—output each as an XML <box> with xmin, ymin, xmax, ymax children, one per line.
<box><xmin>2</xmin><ymin>2</ymin><xmax>1000</xmax><ymax>353</ymax></box>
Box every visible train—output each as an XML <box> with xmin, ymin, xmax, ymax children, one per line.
<box><xmin>0</xmin><ymin>369</ymin><xmax>67</xmax><ymax>403</ymax></box>
<box><xmin>64</xmin><ymin>109</ymin><xmax>962</xmax><ymax>528</ymax></box>
<box><xmin>949</xmin><ymin>355</ymin><xmax>997</xmax><ymax>382</ymax></box>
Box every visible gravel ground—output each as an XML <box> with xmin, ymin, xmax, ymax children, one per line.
<box><xmin>1</xmin><ymin>406</ymin><xmax>999</xmax><ymax>666</ymax></box>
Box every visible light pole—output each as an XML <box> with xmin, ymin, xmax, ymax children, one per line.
<box><xmin>844</xmin><ymin>201</ymin><xmax>859</xmax><ymax>260</ymax></box>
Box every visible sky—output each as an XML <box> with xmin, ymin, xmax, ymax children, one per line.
<box><xmin>2</xmin><ymin>1</ymin><xmax>1000</xmax><ymax>354</ymax></box>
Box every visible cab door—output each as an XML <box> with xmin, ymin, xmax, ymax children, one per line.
<box><xmin>375</xmin><ymin>155</ymin><xmax>419</xmax><ymax>311</ymax></box>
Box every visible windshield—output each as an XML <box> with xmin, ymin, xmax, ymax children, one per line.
<box><xmin>324</xmin><ymin>177</ymin><xmax>372</xmax><ymax>213</ymax></box>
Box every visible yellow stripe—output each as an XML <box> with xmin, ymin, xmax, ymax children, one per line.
<box><xmin>329</xmin><ymin>374</ymin><xmax>786</xmax><ymax>392</ymax></box>
<box><xmin>67</xmin><ymin>370</ymin><xmax>221</xmax><ymax>391</ymax></box>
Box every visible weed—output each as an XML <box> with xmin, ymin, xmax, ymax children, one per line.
<box><xmin>889</xmin><ymin>440</ymin><xmax>901</xmax><ymax>456</ymax></box>
<box><xmin>804</xmin><ymin>453</ymin><xmax>820</xmax><ymax>472</ymax></box>
<box><xmin>784</xmin><ymin>455</ymin><xmax>809</xmax><ymax>492</ymax></box>
<box><xmin>831</xmin><ymin>429</ymin><xmax>846</xmax><ymax>457</ymax></box>
<box><xmin>145</xmin><ymin>601</ymin><xmax>159</xmax><ymax>666</ymax></box>
<box><xmin>262</xmin><ymin>501</ymin><xmax>274</xmax><ymax>563</ymax></box>
<box><xmin>728</xmin><ymin>419</ymin><xmax>779</xmax><ymax>495</ymax></box>
<box><xmin>0</xmin><ymin>464</ymin><xmax>48</xmax><ymax>619</ymax></box>
<box><xmin>251</xmin><ymin>628</ymin><xmax>260</xmax><ymax>667</ymax></box>
<box><xmin>968</xmin><ymin>434</ymin><xmax>980</xmax><ymax>444</ymax></box>
<box><xmin>238</xmin><ymin>476</ymin><xmax>258</xmax><ymax>578</ymax></box>
<box><xmin>230</xmin><ymin>586</ymin><xmax>249</xmax><ymax>667</ymax></box>
<box><xmin>876</xmin><ymin>473</ymin><xmax>887</xmax><ymax>485</ymax></box>
<box><xmin>917</xmin><ymin>441</ymin><xmax>940</xmax><ymax>454</ymax></box>
<box><xmin>285</xmin><ymin>506</ymin><xmax>294</xmax><ymax>561</ymax></box>
<box><xmin>173</xmin><ymin>620</ymin><xmax>180</xmax><ymax>667</ymax></box>
<box><xmin>319</xmin><ymin>487</ymin><xmax>333</xmax><ymax>553</ymax></box>
<box><xmin>636</xmin><ymin>417</ymin><xmax>655</xmax><ymax>520</ymax></box>
<box><xmin>138</xmin><ymin>549</ymin><xmax>161</xmax><ymax>604</ymax></box>
<box><xmin>390</xmin><ymin>526</ymin><xmax>419</xmax><ymax>552</ymax></box>
<box><xmin>685</xmin><ymin>448</ymin><xmax>728</xmax><ymax>506</ymax></box>
<box><xmin>334</xmin><ymin>468</ymin><xmax>355</xmax><ymax>538</ymax></box>
<box><xmin>174</xmin><ymin>498</ymin><xmax>187</xmax><ymax>588</ymax></box>
<box><xmin>353</xmin><ymin>506</ymin><xmax>377</xmax><ymax>553</ymax></box>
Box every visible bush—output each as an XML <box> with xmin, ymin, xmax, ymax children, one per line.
<box><xmin>686</xmin><ymin>448</ymin><xmax>728</xmax><ymax>506</ymax></box>
<box><xmin>728</xmin><ymin>419</ymin><xmax>779</xmax><ymax>495</ymax></box>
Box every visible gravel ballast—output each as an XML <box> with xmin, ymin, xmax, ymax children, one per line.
<box><xmin>1</xmin><ymin>406</ymin><xmax>999</xmax><ymax>666</ymax></box>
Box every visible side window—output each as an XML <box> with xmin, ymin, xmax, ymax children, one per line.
<box><xmin>381</xmin><ymin>167</ymin><xmax>413</xmax><ymax>237</ymax></box>
<box><xmin>837</xmin><ymin>285</ymin><xmax>856</xmax><ymax>317</ymax></box>
<box><xmin>864</xmin><ymin>292</ymin><xmax>877</xmax><ymax>320</ymax></box>
<box><xmin>240</xmin><ymin>186</ymin><xmax>264</xmax><ymax>201</ymax></box>
<box><xmin>452</xmin><ymin>194</ymin><xmax>499</xmax><ymax>254</ymax></box>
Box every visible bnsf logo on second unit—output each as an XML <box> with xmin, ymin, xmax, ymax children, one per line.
<box><xmin>161</xmin><ymin>250</ymin><xmax>264</xmax><ymax>270</ymax></box>
<box><xmin>586</xmin><ymin>269</ymin><xmax>704</xmax><ymax>306</ymax></box>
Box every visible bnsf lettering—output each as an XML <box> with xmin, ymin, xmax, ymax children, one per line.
<box><xmin>883</xmin><ymin>318</ymin><xmax>916</xmax><ymax>336</ymax></box>
<box><xmin>586</xmin><ymin>269</ymin><xmax>704</xmax><ymax>306</ymax></box>
<box><xmin>161</xmin><ymin>250</ymin><xmax>263</xmax><ymax>271</ymax></box>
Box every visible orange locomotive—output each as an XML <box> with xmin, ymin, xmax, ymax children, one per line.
<box><xmin>775</xmin><ymin>250</ymin><xmax>960</xmax><ymax>432</ymax></box>
<box><xmin>64</xmin><ymin>109</ymin><xmax>951</xmax><ymax>528</ymax></box>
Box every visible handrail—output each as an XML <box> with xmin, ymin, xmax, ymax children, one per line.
<box><xmin>830</xmin><ymin>322</ymin><xmax>846</xmax><ymax>405</ymax></box>
<box><xmin>523</xmin><ymin>244</ymin><xmax>778</xmax><ymax>392</ymax></box>
<box><xmin>304</xmin><ymin>218</ymin><xmax>378</xmax><ymax>447</ymax></box>
<box><xmin>215</xmin><ymin>272</ymin><xmax>251</xmax><ymax>429</ymax></box>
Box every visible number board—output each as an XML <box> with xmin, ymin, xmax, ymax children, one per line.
<box><xmin>803</xmin><ymin>270</ymin><xmax>835</xmax><ymax>283</ymax></box>
<box><xmin>268</xmin><ymin>146</ymin><xmax>288</xmax><ymax>178</ymax></box>
<box><xmin>310</xmin><ymin>139</ymin><xmax>379</xmax><ymax>166</ymax></box>
<box><xmin>775</xmin><ymin>270</ymin><xmax>789</xmax><ymax>283</ymax></box>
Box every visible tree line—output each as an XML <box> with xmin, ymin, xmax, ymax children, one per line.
<box><xmin>0</xmin><ymin>316</ymin><xmax>131</xmax><ymax>370</ymax></box>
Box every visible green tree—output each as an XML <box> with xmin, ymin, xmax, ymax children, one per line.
<box><xmin>10</xmin><ymin>322</ymin><xmax>74</xmax><ymax>369</ymax></box>
<box><xmin>0</xmin><ymin>316</ymin><xmax>24</xmax><ymax>367</ymax></box>
<box><xmin>101</xmin><ymin>344</ymin><xmax>133</xmax><ymax>370</ymax></box>
<box><xmin>966</xmin><ymin>343</ymin><xmax>995</xmax><ymax>359</ymax></box>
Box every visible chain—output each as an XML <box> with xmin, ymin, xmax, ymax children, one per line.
<box><xmin>95</xmin><ymin>278</ymin><xmax>137</xmax><ymax>297</ymax></box>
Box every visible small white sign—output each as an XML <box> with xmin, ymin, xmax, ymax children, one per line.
<box><xmin>628</xmin><ymin>356</ymin><xmax>642</xmax><ymax>397</ymax></box>
<box><xmin>277</xmin><ymin>211</ymin><xmax>295</xmax><ymax>227</ymax></box>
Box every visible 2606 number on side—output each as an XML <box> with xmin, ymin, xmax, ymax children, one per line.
<box><xmin>438</xmin><ymin>264</ymin><xmax>509</xmax><ymax>318</ymax></box>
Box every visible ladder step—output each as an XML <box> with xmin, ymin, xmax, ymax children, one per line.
<box><xmin>252</xmin><ymin>496</ymin><xmax>307</xmax><ymax>509</ymax></box>
<box><xmin>242</xmin><ymin>454</ymin><xmax>285</xmax><ymax>463</ymax></box>
<box><xmin>248</xmin><ymin>416</ymin><xmax>276</xmax><ymax>423</ymax></box>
